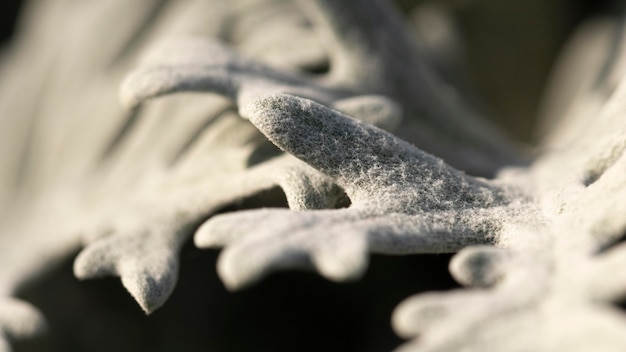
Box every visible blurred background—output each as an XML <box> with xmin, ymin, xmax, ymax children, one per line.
<box><xmin>1</xmin><ymin>0</ymin><xmax>624</xmax><ymax>351</ymax></box>
<box><xmin>397</xmin><ymin>0</ymin><xmax>625</xmax><ymax>142</ymax></box>
<box><xmin>4</xmin><ymin>0</ymin><xmax>620</xmax><ymax>142</ymax></box>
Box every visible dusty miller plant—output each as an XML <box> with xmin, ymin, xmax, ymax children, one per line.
<box><xmin>1</xmin><ymin>0</ymin><xmax>625</xmax><ymax>351</ymax></box>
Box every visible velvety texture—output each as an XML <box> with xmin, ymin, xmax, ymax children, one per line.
<box><xmin>1</xmin><ymin>0</ymin><xmax>625</xmax><ymax>351</ymax></box>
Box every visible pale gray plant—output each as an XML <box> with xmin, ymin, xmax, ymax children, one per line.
<box><xmin>1</xmin><ymin>0</ymin><xmax>625</xmax><ymax>351</ymax></box>
<box><xmin>1</xmin><ymin>0</ymin><xmax>339</xmax><ymax>345</ymax></box>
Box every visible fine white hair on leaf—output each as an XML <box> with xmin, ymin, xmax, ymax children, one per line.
<box><xmin>1</xmin><ymin>0</ymin><xmax>626</xmax><ymax>351</ymax></box>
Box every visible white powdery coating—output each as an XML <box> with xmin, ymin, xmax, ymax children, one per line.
<box><xmin>392</xmin><ymin>19</ymin><xmax>626</xmax><ymax>351</ymax></box>
<box><xmin>1</xmin><ymin>0</ymin><xmax>626</xmax><ymax>351</ymax></box>
<box><xmin>194</xmin><ymin>94</ymin><xmax>519</xmax><ymax>290</ymax></box>
<box><xmin>0</xmin><ymin>0</ymin><xmax>339</xmax><ymax>325</ymax></box>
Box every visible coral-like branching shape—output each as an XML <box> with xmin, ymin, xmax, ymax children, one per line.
<box><xmin>0</xmin><ymin>0</ymin><xmax>342</xmax><ymax>340</ymax></box>
<box><xmin>118</xmin><ymin>2</ymin><xmax>626</xmax><ymax>351</ymax></box>
<box><xmin>392</xmin><ymin>20</ymin><xmax>626</xmax><ymax>350</ymax></box>
<box><xmin>110</xmin><ymin>0</ymin><xmax>522</xmax><ymax>311</ymax></box>
<box><xmin>116</xmin><ymin>0</ymin><xmax>525</xmax><ymax>299</ymax></box>
<box><xmin>2</xmin><ymin>0</ymin><xmax>626</xmax><ymax>351</ymax></box>
<box><xmin>195</xmin><ymin>94</ymin><xmax>523</xmax><ymax>289</ymax></box>
<box><xmin>121</xmin><ymin>0</ymin><xmax>522</xmax><ymax>176</ymax></box>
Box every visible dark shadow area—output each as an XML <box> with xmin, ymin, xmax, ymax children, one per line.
<box><xmin>216</xmin><ymin>186</ymin><xmax>289</xmax><ymax>213</ymax></box>
<box><xmin>0</xmin><ymin>0</ymin><xmax>22</xmax><ymax>44</ymax></box>
<box><xmin>246</xmin><ymin>140</ymin><xmax>284</xmax><ymax>167</ymax></box>
<box><xmin>168</xmin><ymin>106</ymin><xmax>236</xmax><ymax>166</ymax></box>
<box><xmin>395</xmin><ymin>0</ymin><xmax>626</xmax><ymax>142</ymax></box>
<box><xmin>596</xmin><ymin>231</ymin><xmax>626</xmax><ymax>255</ymax></box>
<box><xmin>16</xmin><ymin>244</ymin><xmax>458</xmax><ymax>352</ymax></box>
<box><xmin>616</xmin><ymin>298</ymin><xmax>626</xmax><ymax>312</ymax></box>
<box><xmin>98</xmin><ymin>107</ymin><xmax>143</xmax><ymax>162</ymax></box>
<box><xmin>301</xmin><ymin>59</ymin><xmax>331</xmax><ymax>75</ymax></box>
